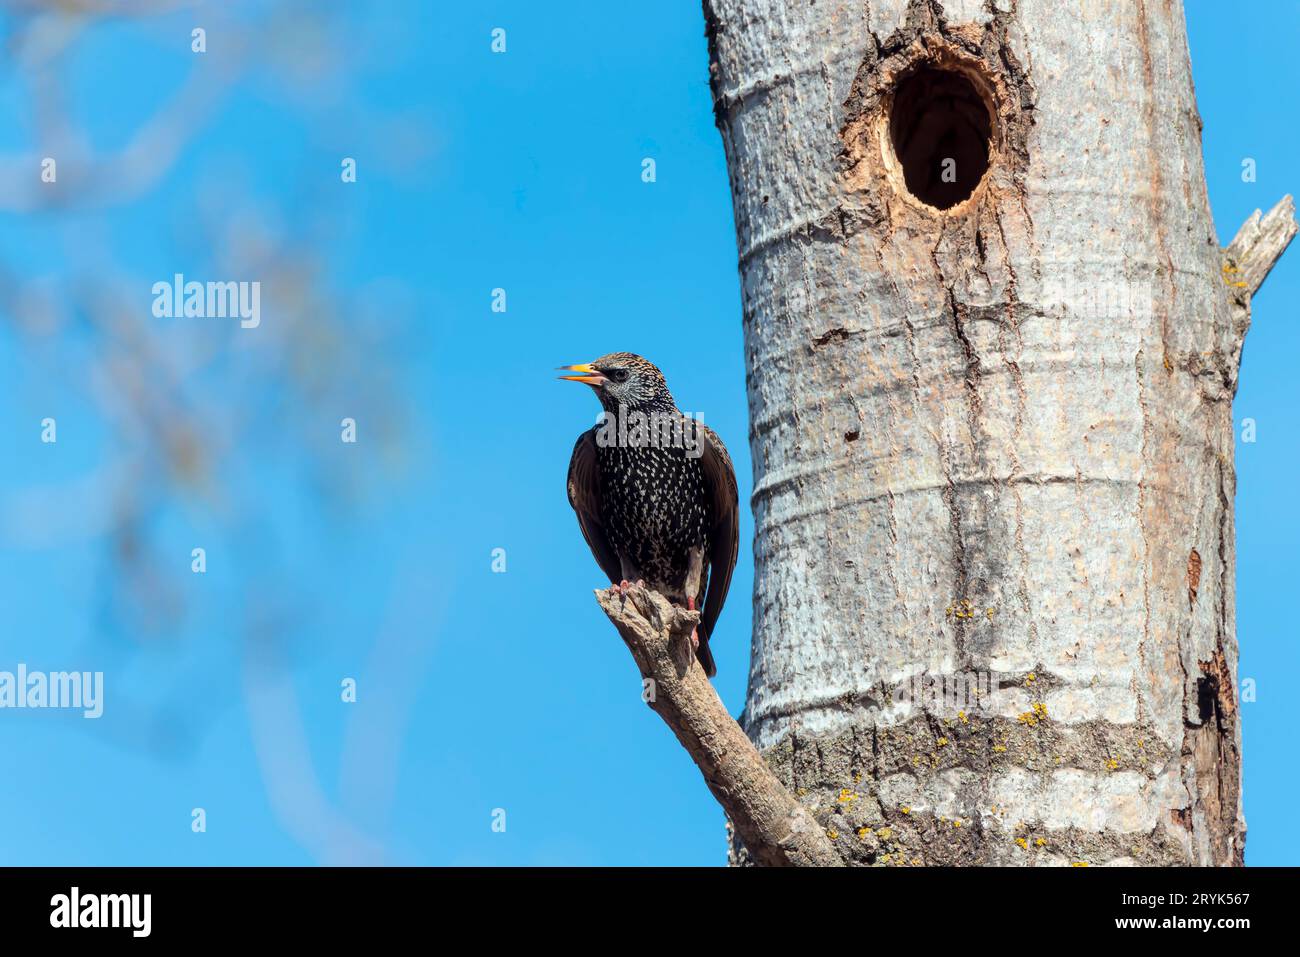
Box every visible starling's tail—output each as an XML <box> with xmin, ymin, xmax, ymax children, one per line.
<box><xmin>696</xmin><ymin>631</ymin><xmax>717</xmax><ymax>678</ymax></box>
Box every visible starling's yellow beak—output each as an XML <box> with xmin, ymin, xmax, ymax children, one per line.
<box><xmin>557</xmin><ymin>363</ymin><xmax>607</xmax><ymax>387</ymax></box>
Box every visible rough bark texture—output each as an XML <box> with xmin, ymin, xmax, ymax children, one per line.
<box><xmin>704</xmin><ymin>0</ymin><xmax>1294</xmax><ymax>865</ymax></box>
<box><xmin>594</xmin><ymin>585</ymin><xmax>842</xmax><ymax>866</ymax></box>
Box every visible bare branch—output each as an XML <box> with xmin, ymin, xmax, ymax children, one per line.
<box><xmin>1224</xmin><ymin>194</ymin><xmax>1297</xmax><ymax>387</ymax></box>
<box><xmin>595</xmin><ymin>584</ymin><xmax>843</xmax><ymax>867</ymax></box>
<box><xmin>1226</xmin><ymin>193</ymin><xmax>1297</xmax><ymax>296</ymax></box>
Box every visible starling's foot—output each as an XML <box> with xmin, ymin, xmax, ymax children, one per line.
<box><xmin>685</xmin><ymin>595</ymin><xmax>700</xmax><ymax>650</ymax></box>
<box><xmin>616</xmin><ymin>580</ymin><xmax>632</xmax><ymax>595</ymax></box>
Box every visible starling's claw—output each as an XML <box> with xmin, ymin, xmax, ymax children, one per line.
<box><xmin>617</xmin><ymin>580</ymin><xmax>632</xmax><ymax>596</ymax></box>
<box><xmin>685</xmin><ymin>595</ymin><xmax>701</xmax><ymax>654</ymax></box>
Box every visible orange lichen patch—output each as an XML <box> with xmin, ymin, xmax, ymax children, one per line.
<box><xmin>947</xmin><ymin>598</ymin><xmax>979</xmax><ymax>620</ymax></box>
<box><xmin>838</xmin><ymin>788</ymin><xmax>859</xmax><ymax>804</ymax></box>
<box><xmin>1222</xmin><ymin>262</ymin><xmax>1248</xmax><ymax>289</ymax></box>
<box><xmin>1104</xmin><ymin>758</ymin><xmax>1120</xmax><ymax>772</ymax></box>
<box><xmin>1016</xmin><ymin>701</ymin><xmax>1048</xmax><ymax>726</ymax></box>
<box><xmin>1015</xmin><ymin>837</ymin><xmax>1028</xmax><ymax>849</ymax></box>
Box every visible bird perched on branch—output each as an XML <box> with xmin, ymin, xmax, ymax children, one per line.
<box><xmin>561</xmin><ymin>353</ymin><xmax>738</xmax><ymax>677</ymax></box>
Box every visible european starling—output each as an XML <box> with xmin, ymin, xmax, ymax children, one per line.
<box><xmin>561</xmin><ymin>353</ymin><xmax>738</xmax><ymax>677</ymax></box>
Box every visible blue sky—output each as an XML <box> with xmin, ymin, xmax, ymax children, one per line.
<box><xmin>0</xmin><ymin>1</ymin><xmax>1295</xmax><ymax>866</ymax></box>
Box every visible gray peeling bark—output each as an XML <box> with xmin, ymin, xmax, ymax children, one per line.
<box><xmin>692</xmin><ymin>0</ymin><xmax>1296</xmax><ymax>865</ymax></box>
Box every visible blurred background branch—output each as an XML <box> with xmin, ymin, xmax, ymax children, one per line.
<box><xmin>0</xmin><ymin>0</ymin><xmax>434</xmax><ymax>863</ymax></box>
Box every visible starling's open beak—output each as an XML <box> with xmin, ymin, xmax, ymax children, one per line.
<box><xmin>557</xmin><ymin>363</ymin><xmax>607</xmax><ymax>387</ymax></box>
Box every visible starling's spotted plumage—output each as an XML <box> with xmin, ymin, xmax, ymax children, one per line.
<box><xmin>562</xmin><ymin>353</ymin><xmax>738</xmax><ymax>677</ymax></box>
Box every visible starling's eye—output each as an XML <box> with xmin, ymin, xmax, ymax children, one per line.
<box><xmin>609</xmin><ymin>368</ymin><xmax>630</xmax><ymax>383</ymax></box>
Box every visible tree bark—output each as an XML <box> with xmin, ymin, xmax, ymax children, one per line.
<box><xmin>704</xmin><ymin>0</ymin><xmax>1294</xmax><ymax>865</ymax></box>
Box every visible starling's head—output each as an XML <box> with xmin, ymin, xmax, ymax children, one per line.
<box><xmin>558</xmin><ymin>352</ymin><xmax>675</xmax><ymax>411</ymax></box>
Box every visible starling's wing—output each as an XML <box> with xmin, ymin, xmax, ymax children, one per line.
<box><xmin>567</xmin><ymin>428</ymin><xmax>622</xmax><ymax>584</ymax></box>
<box><xmin>697</xmin><ymin>421</ymin><xmax>739</xmax><ymax>651</ymax></box>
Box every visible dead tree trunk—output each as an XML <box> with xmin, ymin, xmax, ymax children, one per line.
<box><xmin>703</xmin><ymin>0</ymin><xmax>1294</xmax><ymax>864</ymax></box>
